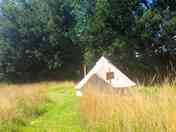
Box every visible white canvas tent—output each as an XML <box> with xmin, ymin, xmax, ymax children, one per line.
<box><xmin>76</xmin><ymin>56</ymin><xmax>136</xmax><ymax>96</ymax></box>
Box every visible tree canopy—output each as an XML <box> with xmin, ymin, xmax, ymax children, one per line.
<box><xmin>0</xmin><ymin>0</ymin><xmax>175</xmax><ymax>81</ymax></box>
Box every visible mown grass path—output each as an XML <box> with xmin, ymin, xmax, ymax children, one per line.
<box><xmin>23</xmin><ymin>82</ymin><xmax>83</xmax><ymax>132</ymax></box>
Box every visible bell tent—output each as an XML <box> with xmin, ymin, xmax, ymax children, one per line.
<box><xmin>76</xmin><ymin>56</ymin><xmax>136</xmax><ymax>96</ymax></box>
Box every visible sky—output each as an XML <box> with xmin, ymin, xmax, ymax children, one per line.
<box><xmin>141</xmin><ymin>0</ymin><xmax>156</xmax><ymax>8</ymax></box>
<box><xmin>147</xmin><ymin>0</ymin><xmax>154</xmax><ymax>3</ymax></box>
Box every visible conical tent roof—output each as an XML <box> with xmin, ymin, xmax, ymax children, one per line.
<box><xmin>76</xmin><ymin>56</ymin><xmax>136</xmax><ymax>89</ymax></box>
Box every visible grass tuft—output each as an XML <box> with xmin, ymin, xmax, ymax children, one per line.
<box><xmin>0</xmin><ymin>82</ymin><xmax>50</xmax><ymax>132</ymax></box>
<box><xmin>81</xmin><ymin>82</ymin><xmax>176</xmax><ymax>132</ymax></box>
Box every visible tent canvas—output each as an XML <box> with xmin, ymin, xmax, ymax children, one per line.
<box><xmin>76</xmin><ymin>56</ymin><xmax>136</xmax><ymax>96</ymax></box>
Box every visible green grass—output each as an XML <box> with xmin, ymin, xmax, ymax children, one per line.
<box><xmin>1</xmin><ymin>82</ymin><xmax>176</xmax><ymax>132</ymax></box>
<box><xmin>22</xmin><ymin>82</ymin><xmax>83</xmax><ymax>132</ymax></box>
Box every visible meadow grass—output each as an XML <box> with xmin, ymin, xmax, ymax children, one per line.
<box><xmin>22</xmin><ymin>81</ymin><xmax>83</xmax><ymax>132</ymax></box>
<box><xmin>0</xmin><ymin>81</ymin><xmax>176</xmax><ymax>132</ymax></box>
<box><xmin>80</xmin><ymin>82</ymin><xmax>176</xmax><ymax>132</ymax></box>
<box><xmin>0</xmin><ymin>82</ymin><xmax>50</xmax><ymax>132</ymax></box>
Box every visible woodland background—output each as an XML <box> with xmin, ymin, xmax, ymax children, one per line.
<box><xmin>0</xmin><ymin>0</ymin><xmax>175</xmax><ymax>82</ymax></box>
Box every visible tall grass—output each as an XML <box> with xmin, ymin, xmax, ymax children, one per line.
<box><xmin>81</xmin><ymin>83</ymin><xmax>176</xmax><ymax>132</ymax></box>
<box><xmin>0</xmin><ymin>83</ymin><xmax>50</xmax><ymax>132</ymax></box>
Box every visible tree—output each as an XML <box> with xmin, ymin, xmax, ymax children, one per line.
<box><xmin>135</xmin><ymin>0</ymin><xmax>176</xmax><ymax>71</ymax></box>
<box><xmin>77</xmin><ymin>0</ymin><xmax>140</xmax><ymax>71</ymax></box>
<box><xmin>0</xmin><ymin>0</ymin><xmax>83</xmax><ymax>81</ymax></box>
<box><xmin>79</xmin><ymin>0</ymin><xmax>176</xmax><ymax>76</ymax></box>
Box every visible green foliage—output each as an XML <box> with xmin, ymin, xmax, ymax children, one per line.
<box><xmin>0</xmin><ymin>0</ymin><xmax>176</xmax><ymax>80</ymax></box>
<box><xmin>79</xmin><ymin>0</ymin><xmax>138</xmax><ymax>73</ymax></box>
<box><xmin>0</xmin><ymin>0</ymin><xmax>83</xmax><ymax>81</ymax></box>
<box><xmin>80</xmin><ymin>0</ymin><xmax>176</xmax><ymax>77</ymax></box>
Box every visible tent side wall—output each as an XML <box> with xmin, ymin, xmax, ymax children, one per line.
<box><xmin>84</xmin><ymin>74</ymin><xmax>111</xmax><ymax>94</ymax></box>
<box><xmin>77</xmin><ymin>74</ymin><xmax>129</xmax><ymax>96</ymax></box>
